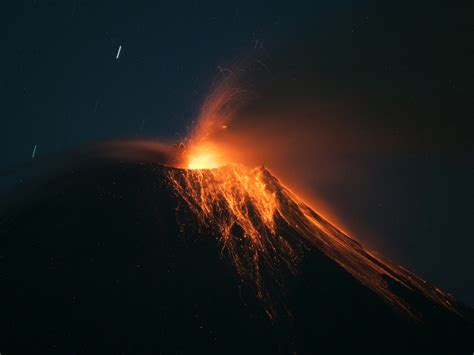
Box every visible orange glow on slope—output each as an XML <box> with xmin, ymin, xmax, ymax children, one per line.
<box><xmin>167</xmin><ymin>165</ymin><xmax>295</xmax><ymax>317</ymax></box>
<box><xmin>167</xmin><ymin>163</ymin><xmax>457</xmax><ymax>319</ymax></box>
<box><xmin>167</xmin><ymin>72</ymin><xmax>457</xmax><ymax>319</ymax></box>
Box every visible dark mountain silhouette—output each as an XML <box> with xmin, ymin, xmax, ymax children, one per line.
<box><xmin>1</xmin><ymin>153</ymin><xmax>472</xmax><ymax>354</ymax></box>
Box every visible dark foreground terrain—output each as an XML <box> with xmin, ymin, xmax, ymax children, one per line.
<box><xmin>1</xmin><ymin>156</ymin><xmax>472</xmax><ymax>354</ymax></box>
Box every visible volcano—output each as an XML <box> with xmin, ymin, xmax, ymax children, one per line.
<box><xmin>1</xmin><ymin>151</ymin><xmax>473</xmax><ymax>354</ymax></box>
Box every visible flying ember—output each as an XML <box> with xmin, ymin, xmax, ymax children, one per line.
<box><xmin>165</xmin><ymin>76</ymin><xmax>457</xmax><ymax>319</ymax></box>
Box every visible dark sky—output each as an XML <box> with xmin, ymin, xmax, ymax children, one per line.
<box><xmin>1</xmin><ymin>2</ymin><xmax>473</xmax><ymax>305</ymax></box>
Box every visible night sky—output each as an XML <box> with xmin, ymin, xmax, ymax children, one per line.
<box><xmin>2</xmin><ymin>1</ymin><xmax>473</xmax><ymax>306</ymax></box>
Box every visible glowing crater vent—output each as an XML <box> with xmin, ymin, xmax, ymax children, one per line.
<box><xmin>186</xmin><ymin>144</ymin><xmax>224</xmax><ymax>170</ymax></box>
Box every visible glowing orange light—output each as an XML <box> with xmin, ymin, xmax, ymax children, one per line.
<box><xmin>188</xmin><ymin>152</ymin><xmax>219</xmax><ymax>169</ymax></box>
<box><xmin>167</xmin><ymin>163</ymin><xmax>457</xmax><ymax>319</ymax></box>
<box><xmin>186</xmin><ymin>144</ymin><xmax>224</xmax><ymax>170</ymax></box>
<box><xmin>166</xmin><ymin>73</ymin><xmax>457</xmax><ymax>319</ymax></box>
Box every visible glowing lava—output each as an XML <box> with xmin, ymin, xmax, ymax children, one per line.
<box><xmin>166</xmin><ymin>73</ymin><xmax>457</xmax><ymax>319</ymax></box>
<box><xmin>186</xmin><ymin>144</ymin><xmax>224</xmax><ymax>170</ymax></box>
<box><xmin>167</xmin><ymin>162</ymin><xmax>456</xmax><ymax>319</ymax></box>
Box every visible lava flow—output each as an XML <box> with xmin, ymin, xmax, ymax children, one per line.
<box><xmin>165</xmin><ymin>78</ymin><xmax>457</xmax><ymax>319</ymax></box>
<box><xmin>167</xmin><ymin>160</ymin><xmax>456</xmax><ymax>319</ymax></box>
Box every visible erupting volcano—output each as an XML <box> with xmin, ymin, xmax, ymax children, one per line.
<box><xmin>163</xmin><ymin>79</ymin><xmax>460</xmax><ymax>320</ymax></box>
<box><xmin>1</xmin><ymin>81</ymin><xmax>472</xmax><ymax>354</ymax></box>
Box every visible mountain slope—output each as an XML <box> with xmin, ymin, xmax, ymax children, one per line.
<box><xmin>0</xmin><ymin>159</ymin><xmax>472</xmax><ymax>354</ymax></box>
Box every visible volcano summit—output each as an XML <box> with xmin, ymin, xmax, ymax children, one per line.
<box><xmin>0</xmin><ymin>148</ymin><xmax>472</xmax><ymax>354</ymax></box>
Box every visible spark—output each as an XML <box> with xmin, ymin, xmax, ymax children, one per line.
<box><xmin>116</xmin><ymin>45</ymin><xmax>122</xmax><ymax>59</ymax></box>
<box><xmin>93</xmin><ymin>99</ymin><xmax>99</xmax><ymax>112</ymax></box>
<box><xmin>165</xmin><ymin>72</ymin><xmax>458</xmax><ymax>319</ymax></box>
<box><xmin>256</xmin><ymin>59</ymin><xmax>270</xmax><ymax>72</ymax></box>
<box><xmin>72</xmin><ymin>0</ymin><xmax>80</xmax><ymax>17</ymax></box>
<box><xmin>168</xmin><ymin>163</ymin><xmax>457</xmax><ymax>319</ymax></box>
<box><xmin>31</xmin><ymin>145</ymin><xmax>37</xmax><ymax>159</ymax></box>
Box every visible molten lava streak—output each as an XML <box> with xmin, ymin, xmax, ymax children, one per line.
<box><xmin>166</xmin><ymin>75</ymin><xmax>456</xmax><ymax>319</ymax></box>
<box><xmin>167</xmin><ymin>158</ymin><xmax>456</xmax><ymax>319</ymax></box>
